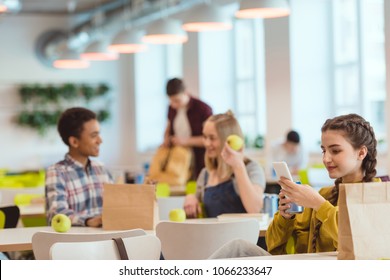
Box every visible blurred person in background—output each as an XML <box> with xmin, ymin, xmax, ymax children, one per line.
<box><xmin>162</xmin><ymin>78</ymin><xmax>213</xmax><ymax>179</ymax></box>
<box><xmin>271</xmin><ymin>130</ymin><xmax>308</xmax><ymax>176</ymax></box>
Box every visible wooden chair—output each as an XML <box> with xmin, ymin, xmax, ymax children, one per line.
<box><xmin>32</xmin><ymin>228</ymin><xmax>147</xmax><ymax>260</ymax></box>
<box><xmin>49</xmin><ymin>235</ymin><xmax>161</xmax><ymax>260</ymax></box>
<box><xmin>156</xmin><ymin>219</ymin><xmax>260</xmax><ymax>260</ymax></box>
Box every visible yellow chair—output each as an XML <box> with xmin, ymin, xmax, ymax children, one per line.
<box><xmin>311</xmin><ymin>163</ymin><xmax>326</xmax><ymax>169</ymax></box>
<box><xmin>0</xmin><ymin>210</ymin><xmax>5</xmax><ymax>228</ymax></box>
<box><xmin>156</xmin><ymin>182</ymin><xmax>170</xmax><ymax>198</ymax></box>
<box><xmin>0</xmin><ymin>169</ymin><xmax>45</xmax><ymax>188</ymax></box>
<box><xmin>14</xmin><ymin>193</ymin><xmax>44</xmax><ymax>206</ymax></box>
<box><xmin>298</xmin><ymin>169</ymin><xmax>309</xmax><ymax>185</ymax></box>
<box><xmin>0</xmin><ymin>168</ymin><xmax>7</xmax><ymax>177</ymax></box>
<box><xmin>185</xmin><ymin>180</ymin><xmax>197</xmax><ymax>195</ymax></box>
<box><xmin>14</xmin><ymin>193</ymin><xmax>47</xmax><ymax>227</ymax></box>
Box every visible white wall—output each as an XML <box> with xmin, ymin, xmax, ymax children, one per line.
<box><xmin>0</xmin><ymin>15</ymin><xmax>136</xmax><ymax>171</ymax></box>
<box><xmin>263</xmin><ymin>16</ymin><xmax>292</xmax><ymax>176</ymax></box>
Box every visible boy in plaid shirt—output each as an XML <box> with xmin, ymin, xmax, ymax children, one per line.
<box><xmin>46</xmin><ymin>107</ymin><xmax>113</xmax><ymax>227</ymax></box>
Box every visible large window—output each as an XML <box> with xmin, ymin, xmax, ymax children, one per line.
<box><xmin>233</xmin><ymin>18</ymin><xmax>266</xmax><ymax>148</ymax></box>
<box><xmin>293</xmin><ymin>0</ymin><xmax>386</xmax><ymax>153</ymax></box>
<box><xmin>135</xmin><ymin>44</ymin><xmax>183</xmax><ymax>152</ymax></box>
<box><xmin>332</xmin><ymin>0</ymin><xmax>386</xmax><ymax>146</ymax></box>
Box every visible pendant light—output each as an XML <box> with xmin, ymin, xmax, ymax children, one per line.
<box><xmin>108</xmin><ymin>0</ymin><xmax>148</xmax><ymax>53</ymax></box>
<box><xmin>235</xmin><ymin>0</ymin><xmax>290</xmax><ymax>19</ymax></box>
<box><xmin>109</xmin><ymin>29</ymin><xmax>148</xmax><ymax>53</ymax></box>
<box><xmin>182</xmin><ymin>3</ymin><xmax>232</xmax><ymax>32</ymax></box>
<box><xmin>0</xmin><ymin>2</ymin><xmax>7</xmax><ymax>12</ymax></box>
<box><xmin>81</xmin><ymin>40</ymin><xmax>119</xmax><ymax>61</ymax></box>
<box><xmin>52</xmin><ymin>41</ymin><xmax>90</xmax><ymax>69</ymax></box>
<box><xmin>81</xmin><ymin>8</ymin><xmax>119</xmax><ymax>61</ymax></box>
<box><xmin>142</xmin><ymin>18</ymin><xmax>188</xmax><ymax>45</ymax></box>
<box><xmin>53</xmin><ymin>51</ymin><xmax>90</xmax><ymax>69</ymax></box>
<box><xmin>0</xmin><ymin>0</ymin><xmax>21</xmax><ymax>13</ymax></box>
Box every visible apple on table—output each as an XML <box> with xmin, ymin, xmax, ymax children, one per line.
<box><xmin>169</xmin><ymin>209</ymin><xmax>186</xmax><ymax>222</ymax></box>
<box><xmin>51</xmin><ymin>214</ymin><xmax>72</xmax><ymax>233</ymax></box>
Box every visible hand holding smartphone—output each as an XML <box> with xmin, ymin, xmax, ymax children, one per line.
<box><xmin>272</xmin><ymin>161</ymin><xmax>293</xmax><ymax>182</ymax></box>
<box><xmin>272</xmin><ymin>161</ymin><xmax>303</xmax><ymax>213</ymax></box>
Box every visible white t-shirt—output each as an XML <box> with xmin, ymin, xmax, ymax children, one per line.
<box><xmin>173</xmin><ymin>107</ymin><xmax>191</xmax><ymax>138</ymax></box>
<box><xmin>271</xmin><ymin>141</ymin><xmax>307</xmax><ymax>170</ymax></box>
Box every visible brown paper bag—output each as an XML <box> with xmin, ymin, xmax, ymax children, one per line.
<box><xmin>148</xmin><ymin>146</ymin><xmax>192</xmax><ymax>186</ymax></box>
<box><xmin>338</xmin><ymin>182</ymin><xmax>390</xmax><ymax>259</ymax></box>
<box><xmin>102</xmin><ymin>183</ymin><xmax>158</xmax><ymax>230</ymax></box>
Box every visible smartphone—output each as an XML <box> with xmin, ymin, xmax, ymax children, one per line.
<box><xmin>272</xmin><ymin>161</ymin><xmax>293</xmax><ymax>182</ymax></box>
<box><xmin>272</xmin><ymin>161</ymin><xmax>304</xmax><ymax>213</ymax></box>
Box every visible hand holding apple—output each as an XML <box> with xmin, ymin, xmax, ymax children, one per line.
<box><xmin>169</xmin><ymin>208</ymin><xmax>186</xmax><ymax>222</ymax></box>
<box><xmin>227</xmin><ymin>134</ymin><xmax>244</xmax><ymax>151</ymax></box>
<box><xmin>221</xmin><ymin>142</ymin><xmax>245</xmax><ymax>169</ymax></box>
<box><xmin>51</xmin><ymin>214</ymin><xmax>72</xmax><ymax>233</ymax></box>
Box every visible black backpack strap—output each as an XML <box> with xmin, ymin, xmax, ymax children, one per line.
<box><xmin>112</xmin><ymin>238</ymin><xmax>129</xmax><ymax>260</ymax></box>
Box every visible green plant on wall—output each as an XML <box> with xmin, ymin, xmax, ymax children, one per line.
<box><xmin>16</xmin><ymin>83</ymin><xmax>111</xmax><ymax>135</ymax></box>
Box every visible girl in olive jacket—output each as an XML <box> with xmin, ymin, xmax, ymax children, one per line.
<box><xmin>266</xmin><ymin>113</ymin><xmax>378</xmax><ymax>254</ymax></box>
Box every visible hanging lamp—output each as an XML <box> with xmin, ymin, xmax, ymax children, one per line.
<box><xmin>142</xmin><ymin>18</ymin><xmax>188</xmax><ymax>45</ymax></box>
<box><xmin>109</xmin><ymin>29</ymin><xmax>148</xmax><ymax>53</ymax></box>
<box><xmin>53</xmin><ymin>51</ymin><xmax>90</xmax><ymax>69</ymax></box>
<box><xmin>235</xmin><ymin>0</ymin><xmax>290</xmax><ymax>19</ymax></box>
<box><xmin>182</xmin><ymin>3</ymin><xmax>232</xmax><ymax>32</ymax></box>
<box><xmin>0</xmin><ymin>0</ymin><xmax>21</xmax><ymax>13</ymax></box>
<box><xmin>108</xmin><ymin>0</ymin><xmax>147</xmax><ymax>54</ymax></box>
<box><xmin>0</xmin><ymin>2</ymin><xmax>7</xmax><ymax>12</ymax></box>
<box><xmin>81</xmin><ymin>40</ymin><xmax>119</xmax><ymax>61</ymax></box>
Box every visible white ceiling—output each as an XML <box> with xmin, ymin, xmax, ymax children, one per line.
<box><xmin>14</xmin><ymin>0</ymin><xmax>129</xmax><ymax>15</ymax></box>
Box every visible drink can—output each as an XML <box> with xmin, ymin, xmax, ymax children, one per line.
<box><xmin>287</xmin><ymin>202</ymin><xmax>304</xmax><ymax>213</ymax></box>
<box><xmin>135</xmin><ymin>173</ymin><xmax>145</xmax><ymax>184</ymax></box>
<box><xmin>286</xmin><ymin>181</ymin><xmax>304</xmax><ymax>213</ymax></box>
<box><xmin>263</xmin><ymin>193</ymin><xmax>279</xmax><ymax>217</ymax></box>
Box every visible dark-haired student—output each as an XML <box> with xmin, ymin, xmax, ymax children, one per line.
<box><xmin>271</xmin><ymin>130</ymin><xmax>308</xmax><ymax>176</ymax></box>
<box><xmin>162</xmin><ymin>78</ymin><xmax>213</xmax><ymax>179</ymax></box>
<box><xmin>208</xmin><ymin>113</ymin><xmax>379</xmax><ymax>258</ymax></box>
<box><xmin>45</xmin><ymin>107</ymin><xmax>113</xmax><ymax>227</ymax></box>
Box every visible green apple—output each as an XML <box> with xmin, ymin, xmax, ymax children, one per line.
<box><xmin>169</xmin><ymin>208</ymin><xmax>186</xmax><ymax>222</ymax></box>
<box><xmin>51</xmin><ymin>214</ymin><xmax>72</xmax><ymax>233</ymax></box>
<box><xmin>227</xmin><ymin>134</ymin><xmax>244</xmax><ymax>151</ymax></box>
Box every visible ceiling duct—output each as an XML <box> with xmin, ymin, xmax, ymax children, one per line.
<box><xmin>36</xmin><ymin>0</ymin><xmax>230</xmax><ymax>68</ymax></box>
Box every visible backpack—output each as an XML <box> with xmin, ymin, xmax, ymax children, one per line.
<box><xmin>148</xmin><ymin>146</ymin><xmax>192</xmax><ymax>186</ymax></box>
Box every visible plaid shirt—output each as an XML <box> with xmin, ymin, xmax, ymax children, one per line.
<box><xmin>45</xmin><ymin>154</ymin><xmax>113</xmax><ymax>226</ymax></box>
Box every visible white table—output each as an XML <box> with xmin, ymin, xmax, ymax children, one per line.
<box><xmin>0</xmin><ymin>226</ymin><xmax>153</xmax><ymax>252</ymax></box>
<box><xmin>0</xmin><ymin>215</ymin><xmax>270</xmax><ymax>253</ymax></box>
<box><xmin>18</xmin><ymin>203</ymin><xmax>271</xmax><ymax>236</ymax></box>
<box><xmin>19</xmin><ymin>204</ymin><xmax>46</xmax><ymax>219</ymax></box>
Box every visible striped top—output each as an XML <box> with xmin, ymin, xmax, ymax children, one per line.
<box><xmin>45</xmin><ymin>154</ymin><xmax>113</xmax><ymax>226</ymax></box>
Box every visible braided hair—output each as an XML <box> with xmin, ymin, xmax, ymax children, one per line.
<box><xmin>311</xmin><ymin>113</ymin><xmax>377</xmax><ymax>252</ymax></box>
